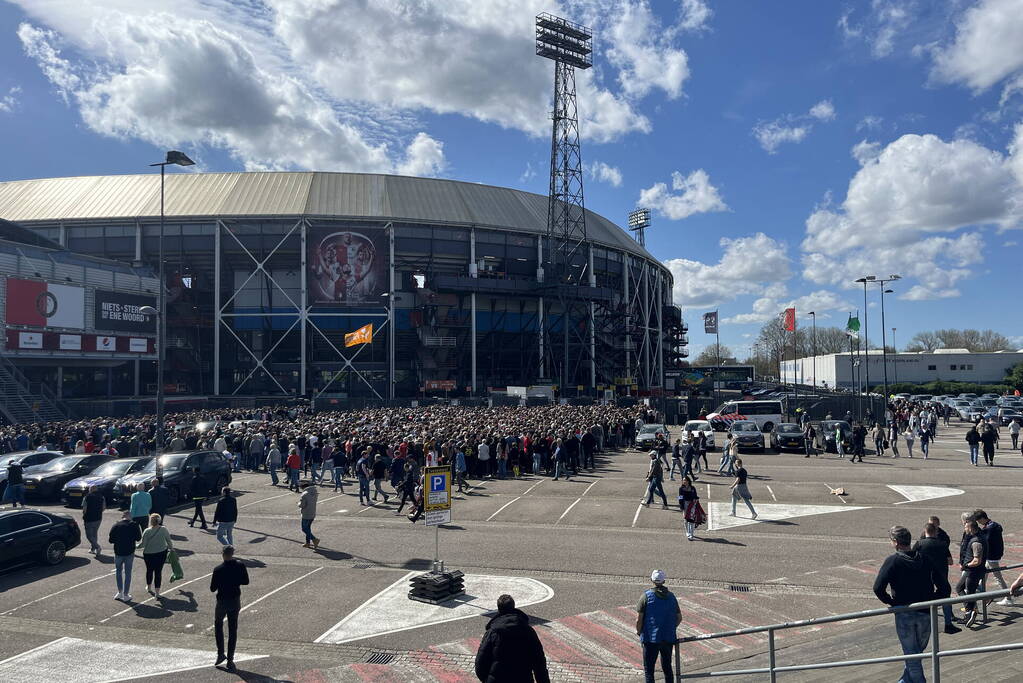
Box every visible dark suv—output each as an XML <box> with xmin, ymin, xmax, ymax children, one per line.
<box><xmin>112</xmin><ymin>451</ymin><xmax>231</xmax><ymax>505</ymax></box>
<box><xmin>22</xmin><ymin>454</ymin><xmax>114</xmax><ymax>501</ymax></box>
<box><xmin>0</xmin><ymin>509</ymin><xmax>81</xmax><ymax>567</ymax></box>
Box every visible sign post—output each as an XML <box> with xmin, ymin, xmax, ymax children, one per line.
<box><xmin>424</xmin><ymin>465</ymin><xmax>452</xmax><ymax>572</ymax></box>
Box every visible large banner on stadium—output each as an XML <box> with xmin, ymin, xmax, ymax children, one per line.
<box><xmin>94</xmin><ymin>290</ymin><xmax>157</xmax><ymax>333</ymax></box>
<box><xmin>5</xmin><ymin>277</ymin><xmax>85</xmax><ymax>329</ymax></box>
<box><xmin>307</xmin><ymin>228</ymin><xmax>386</xmax><ymax>305</ymax></box>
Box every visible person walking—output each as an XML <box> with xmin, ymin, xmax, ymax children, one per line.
<box><xmin>918</xmin><ymin>426</ymin><xmax>931</xmax><ymax>460</ymax></box>
<box><xmin>669</xmin><ymin>438</ymin><xmax>683</xmax><ymax>481</ymax></box>
<box><xmin>187</xmin><ymin>467</ymin><xmax>209</xmax><ymax>529</ymax></box>
<box><xmin>957</xmin><ymin>517</ymin><xmax>987</xmax><ymax>627</ymax></box>
<box><xmin>635</xmin><ymin>569</ymin><xmax>682</xmax><ymax>683</ymax></box>
<box><xmin>138</xmin><ymin>513</ymin><xmax>173</xmax><ymax>599</ymax></box>
<box><xmin>331</xmin><ymin>446</ymin><xmax>347</xmax><ymax>493</ymax></box>
<box><xmin>874</xmin><ymin>525</ymin><xmax>951</xmax><ymax>683</ymax></box>
<box><xmin>474</xmin><ymin>594</ymin><xmax>550</xmax><ymax>683</ymax></box>
<box><xmin>356</xmin><ymin>450</ymin><xmax>372</xmax><ymax>505</ymax></box>
<box><xmin>371</xmin><ymin>454</ymin><xmax>390</xmax><ymax>503</ymax></box>
<box><xmin>903</xmin><ymin>427</ymin><xmax>915</xmax><ymax>458</ymax></box>
<box><xmin>717</xmin><ymin>433</ymin><xmax>736</xmax><ymax>475</ymax></box>
<box><xmin>266</xmin><ymin>443</ymin><xmax>281</xmax><ymax>486</ymax></box>
<box><xmin>913</xmin><ymin>522</ymin><xmax>960</xmax><ymax>635</ymax></box>
<box><xmin>1008</xmin><ymin>418</ymin><xmax>1021</xmax><ymax>450</ymax></box>
<box><xmin>129</xmin><ymin>482</ymin><xmax>152</xmax><ymax>534</ymax></box>
<box><xmin>82</xmin><ymin>484</ymin><xmax>105</xmax><ymax>555</ymax></box>
<box><xmin>286</xmin><ymin>446</ymin><xmax>301</xmax><ymax>491</ymax></box>
<box><xmin>678</xmin><ymin>476</ymin><xmax>703</xmax><ymax>541</ymax></box>
<box><xmin>871</xmin><ymin>423</ymin><xmax>886</xmax><ymax>457</ymax></box>
<box><xmin>964</xmin><ymin>425</ymin><xmax>980</xmax><ymax>466</ymax></box>
<box><xmin>299</xmin><ymin>482</ymin><xmax>319</xmax><ymax>549</ymax></box>
<box><xmin>150</xmin><ymin>477</ymin><xmax>171</xmax><ymax>525</ymax></box>
<box><xmin>834</xmin><ymin>423</ymin><xmax>845</xmax><ymax>458</ymax></box>
<box><xmin>888</xmin><ymin>423</ymin><xmax>900</xmax><ymax>458</ymax></box>
<box><xmin>109</xmin><ymin>510</ymin><xmax>141</xmax><ymax>602</ymax></box>
<box><xmin>980</xmin><ymin>426</ymin><xmax>998</xmax><ymax>466</ymax></box>
<box><xmin>680</xmin><ymin>439</ymin><xmax>698</xmax><ymax>482</ymax></box>
<box><xmin>803</xmin><ymin>422</ymin><xmax>817</xmax><ymax>457</ymax></box>
<box><xmin>2</xmin><ymin>459</ymin><xmax>25</xmax><ymax>507</ymax></box>
<box><xmin>213</xmin><ymin>487</ymin><xmax>237</xmax><ymax>546</ymax></box>
<box><xmin>974</xmin><ymin>510</ymin><xmax>1012</xmax><ymax>606</ymax></box>
<box><xmin>455</xmin><ymin>448</ymin><xmax>467</xmax><ymax>493</ymax></box>
<box><xmin>395</xmin><ymin>461</ymin><xmax>417</xmax><ymax>515</ymax></box>
<box><xmin>643</xmin><ymin>451</ymin><xmax>668</xmax><ymax>509</ymax></box>
<box><xmin>729</xmin><ymin>458</ymin><xmax>757</xmax><ymax>519</ymax></box>
<box><xmin>210</xmin><ymin>544</ymin><xmax>249</xmax><ymax>672</ymax></box>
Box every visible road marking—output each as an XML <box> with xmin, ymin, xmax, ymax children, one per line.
<box><xmin>334</xmin><ymin>509</ymin><xmax>350</xmax><ymax>514</ymax></box>
<box><xmin>203</xmin><ymin>566</ymin><xmax>324</xmax><ymax>632</ymax></box>
<box><xmin>581</xmin><ymin>480</ymin><xmax>598</xmax><ymax>497</ymax></box>
<box><xmin>766</xmin><ymin>485</ymin><xmax>777</xmax><ymax>502</ymax></box>
<box><xmin>707</xmin><ymin>502</ymin><xmax>868</xmax><ymax>531</ymax></box>
<box><xmin>1</xmin><ymin>571</ymin><xmax>115</xmax><ymax>615</ymax></box>
<box><xmin>320</xmin><ymin>494</ymin><xmax>347</xmax><ymax>504</ymax></box>
<box><xmin>888</xmin><ymin>485</ymin><xmax>964</xmax><ymax>504</ymax></box>
<box><xmin>556</xmin><ymin>498</ymin><xmax>582</xmax><ymax>525</ymax></box>
<box><xmin>486</xmin><ymin>496</ymin><xmax>521</xmax><ymax>522</ymax></box>
<box><xmin>706</xmin><ymin>484</ymin><xmax>712</xmax><ymax>501</ymax></box>
<box><xmin>238</xmin><ymin>491</ymin><xmax>292</xmax><ymax>509</ymax></box>
<box><xmin>631</xmin><ymin>504</ymin><xmax>643</xmax><ymax>528</ymax></box>
<box><xmin>522</xmin><ymin>479</ymin><xmax>546</xmax><ymax>496</ymax></box>
<box><xmin>0</xmin><ymin>637</ymin><xmax>71</xmax><ymax>666</ymax></box>
<box><xmin>823</xmin><ymin>482</ymin><xmax>847</xmax><ymax>504</ymax></box>
<box><xmin>315</xmin><ymin>573</ymin><xmax>553</xmax><ymax>644</ymax></box>
<box><xmin>99</xmin><ymin>572</ymin><xmax>214</xmax><ymax>623</ymax></box>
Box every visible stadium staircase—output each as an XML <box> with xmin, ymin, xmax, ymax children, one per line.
<box><xmin>0</xmin><ymin>350</ymin><xmax>67</xmax><ymax>424</ymax></box>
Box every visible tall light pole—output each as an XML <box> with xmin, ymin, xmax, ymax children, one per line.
<box><xmin>854</xmin><ymin>276</ymin><xmax>876</xmax><ymax>396</ymax></box>
<box><xmin>875</xmin><ymin>275</ymin><xmax>901</xmax><ymax>405</ymax></box>
<box><xmin>808</xmin><ymin>311</ymin><xmax>817</xmax><ymax>392</ymax></box>
<box><xmin>148</xmin><ymin>150</ymin><xmax>194</xmax><ymax>452</ymax></box>
<box><xmin>891</xmin><ymin>327</ymin><xmax>898</xmax><ymax>385</ymax></box>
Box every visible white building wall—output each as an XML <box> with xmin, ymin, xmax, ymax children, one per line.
<box><xmin>783</xmin><ymin>351</ymin><xmax>1023</xmax><ymax>389</ymax></box>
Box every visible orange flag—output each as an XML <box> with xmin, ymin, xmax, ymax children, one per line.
<box><xmin>344</xmin><ymin>323</ymin><xmax>373</xmax><ymax>347</ymax></box>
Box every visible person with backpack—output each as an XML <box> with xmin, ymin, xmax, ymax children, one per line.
<box><xmin>643</xmin><ymin>451</ymin><xmax>668</xmax><ymax>509</ymax></box>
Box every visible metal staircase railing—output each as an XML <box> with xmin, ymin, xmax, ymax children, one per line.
<box><xmin>0</xmin><ymin>350</ymin><xmax>68</xmax><ymax>423</ymax></box>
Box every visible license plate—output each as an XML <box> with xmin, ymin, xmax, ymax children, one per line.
<box><xmin>69</xmin><ymin>491</ymin><xmax>82</xmax><ymax>497</ymax></box>
<box><xmin>25</xmin><ymin>484</ymin><xmax>36</xmax><ymax>489</ymax></box>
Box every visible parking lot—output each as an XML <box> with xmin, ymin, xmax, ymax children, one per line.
<box><xmin>2</xmin><ymin>419</ymin><xmax>1023</xmax><ymax>681</ymax></box>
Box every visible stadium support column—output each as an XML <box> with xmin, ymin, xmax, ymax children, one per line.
<box><xmin>657</xmin><ymin>272</ymin><xmax>664</xmax><ymax>393</ymax></box>
<box><xmin>623</xmin><ymin>256</ymin><xmax>631</xmax><ymax>387</ymax></box>
<box><xmin>470</xmin><ymin>228</ymin><xmax>477</xmax><ymax>396</ymax></box>
<box><xmin>300</xmin><ymin>220</ymin><xmax>308</xmax><ymax>397</ymax></box>
<box><xmin>537</xmin><ymin>238</ymin><xmax>545</xmax><ymax>381</ymax></box>
<box><xmin>213</xmin><ymin>220</ymin><xmax>221</xmax><ymax>395</ymax></box>
<box><xmin>589</xmin><ymin>246</ymin><xmax>596</xmax><ymax>391</ymax></box>
<box><xmin>389</xmin><ymin>223</ymin><xmax>396</xmax><ymax>400</ymax></box>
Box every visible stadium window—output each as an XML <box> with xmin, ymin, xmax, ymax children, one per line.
<box><xmin>950</xmin><ymin>365</ymin><xmax>957</xmax><ymax>370</ymax></box>
<box><xmin>967</xmin><ymin>364</ymin><xmax>974</xmax><ymax>370</ymax></box>
<box><xmin>928</xmin><ymin>365</ymin><xmax>937</xmax><ymax>371</ymax></box>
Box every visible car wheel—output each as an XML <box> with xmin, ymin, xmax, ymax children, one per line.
<box><xmin>41</xmin><ymin>539</ymin><xmax>67</xmax><ymax>566</ymax></box>
<box><xmin>215</xmin><ymin>475</ymin><xmax>228</xmax><ymax>494</ymax></box>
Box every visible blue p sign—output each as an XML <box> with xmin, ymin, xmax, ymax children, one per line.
<box><xmin>431</xmin><ymin>475</ymin><xmax>445</xmax><ymax>492</ymax></box>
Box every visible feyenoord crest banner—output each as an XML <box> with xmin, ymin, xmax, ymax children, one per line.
<box><xmin>783</xmin><ymin>307</ymin><xmax>796</xmax><ymax>332</ymax></box>
<box><xmin>703</xmin><ymin>311</ymin><xmax>718</xmax><ymax>334</ymax></box>
<box><xmin>344</xmin><ymin>323</ymin><xmax>373</xmax><ymax>347</ymax></box>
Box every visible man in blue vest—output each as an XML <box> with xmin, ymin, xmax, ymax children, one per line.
<box><xmin>635</xmin><ymin>569</ymin><xmax>682</xmax><ymax>683</ymax></box>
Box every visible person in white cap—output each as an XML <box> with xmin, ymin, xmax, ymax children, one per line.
<box><xmin>635</xmin><ymin>569</ymin><xmax>682</xmax><ymax>683</ymax></box>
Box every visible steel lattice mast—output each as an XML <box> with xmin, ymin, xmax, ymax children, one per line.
<box><xmin>536</xmin><ymin>12</ymin><xmax>594</xmax><ymax>396</ymax></box>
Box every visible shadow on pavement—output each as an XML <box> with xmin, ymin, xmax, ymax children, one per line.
<box><xmin>0</xmin><ymin>555</ymin><xmax>92</xmax><ymax>590</ymax></box>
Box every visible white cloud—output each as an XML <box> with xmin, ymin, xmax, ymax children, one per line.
<box><xmin>588</xmin><ymin>160</ymin><xmax>623</xmax><ymax>187</ymax></box>
<box><xmin>723</xmin><ymin>288</ymin><xmax>847</xmax><ymax>325</ymax></box>
<box><xmin>397</xmin><ymin>133</ymin><xmax>446</xmax><ymax>177</ymax></box>
<box><xmin>857</xmin><ymin>115</ymin><xmax>884</xmax><ymax>131</ymax></box>
<box><xmin>809</xmin><ymin>99</ymin><xmax>836</xmax><ymax>121</ymax></box>
<box><xmin>519</xmin><ymin>161</ymin><xmax>537</xmax><ymax>184</ymax></box>
<box><xmin>752</xmin><ymin>99</ymin><xmax>837</xmax><ymax>153</ymax></box>
<box><xmin>604</xmin><ymin>0</ymin><xmax>691</xmax><ymax>100</ymax></box>
<box><xmin>851</xmin><ymin>140</ymin><xmax>882</xmax><ymax>165</ymax></box>
<box><xmin>678</xmin><ymin>0</ymin><xmax>713</xmax><ymax>33</ymax></box>
<box><xmin>663</xmin><ymin>233</ymin><xmax>789</xmax><ymax>309</ymax></box>
<box><xmin>930</xmin><ymin>0</ymin><xmax>1023</xmax><ymax>92</ymax></box>
<box><xmin>838</xmin><ymin>1</ymin><xmax>914</xmax><ymax>59</ymax></box>
<box><xmin>802</xmin><ymin>129</ymin><xmax>1023</xmax><ymax>301</ymax></box>
<box><xmin>639</xmin><ymin>169</ymin><xmax>727</xmax><ymax>220</ymax></box>
<box><xmin>0</xmin><ymin>86</ymin><xmax>21</xmax><ymax>113</ymax></box>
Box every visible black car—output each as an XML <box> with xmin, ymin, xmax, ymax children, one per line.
<box><xmin>61</xmin><ymin>456</ymin><xmax>153</xmax><ymax>507</ymax></box>
<box><xmin>769</xmin><ymin>423</ymin><xmax>806</xmax><ymax>452</ymax></box>
<box><xmin>21</xmin><ymin>454</ymin><xmax>115</xmax><ymax>501</ymax></box>
<box><xmin>818</xmin><ymin>420</ymin><xmax>853</xmax><ymax>453</ymax></box>
<box><xmin>0</xmin><ymin>509</ymin><xmax>81</xmax><ymax>567</ymax></box>
<box><xmin>113</xmin><ymin>450</ymin><xmax>232</xmax><ymax>505</ymax></box>
<box><xmin>0</xmin><ymin>450</ymin><xmax>64</xmax><ymax>498</ymax></box>
<box><xmin>729</xmin><ymin>421</ymin><xmax>766</xmax><ymax>451</ymax></box>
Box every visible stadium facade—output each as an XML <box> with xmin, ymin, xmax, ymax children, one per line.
<box><xmin>0</xmin><ymin>172</ymin><xmax>686</xmax><ymax>401</ymax></box>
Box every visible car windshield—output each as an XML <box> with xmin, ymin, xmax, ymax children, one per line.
<box><xmin>684</xmin><ymin>421</ymin><xmax>711</xmax><ymax>431</ymax></box>
<box><xmin>0</xmin><ymin>454</ymin><xmax>22</xmax><ymax>467</ymax></box>
<box><xmin>141</xmin><ymin>455</ymin><xmax>187</xmax><ymax>472</ymax></box>
<box><xmin>35</xmin><ymin>456</ymin><xmax>84</xmax><ymax>472</ymax></box>
<box><xmin>89</xmin><ymin>461</ymin><xmax>134</xmax><ymax>477</ymax></box>
<box><xmin>640</xmin><ymin>425</ymin><xmax>665</xmax><ymax>434</ymax></box>
<box><xmin>732</xmin><ymin>423</ymin><xmax>759</xmax><ymax>432</ymax></box>
<box><xmin>196</xmin><ymin>421</ymin><xmax>219</xmax><ymax>432</ymax></box>
<box><xmin>775</xmin><ymin>424</ymin><xmax>801</xmax><ymax>433</ymax></box>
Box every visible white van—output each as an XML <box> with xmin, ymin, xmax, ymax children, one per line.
<box><xmin>707</xmin><ymin>400</ymin><xmax>784</xmax><ymax>433</ymax></box>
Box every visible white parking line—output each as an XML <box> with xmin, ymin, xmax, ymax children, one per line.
<box><xmin>1</xmin><ymin>571</ymin><xmax>115</xmax><ymax>615</ymax></box>
<box><xmin>320</xmin><ymin>494</ymin><xmax>347</xmax><ymax>504</ymax></box>
<box><xmin>238</xmin><ymin>491</ymin><xmax>292</xmax><ymax>509</ymax></box>
<box><xmin>99</xmin><ymin>572</ymin><xmax>214</xmax><ymax>623</ymax></box>
<box><xmin>555</xmin><ymin>498</ymin><xmax>581</xmax><ymax>525</ymax></box>
<box><xmin>631</xmin><ymin>504</ymin><xmax>643</xmax><ymax>528</ymax></box>
<box><xmin>766</xmin><ymin>485</ymin><xmax>777</xmax><ymax>502</ymax></box>
<box><xmin>0</xmin><ymin>637</ymin><xmax>70</xmax><ymax>666</ymax></box>
<box><xmin>580</xmin><ymin>480</ymin><xmax>598</xmax><ymax>497</ymax></box>
<box><xmin>203</xmin><ymin>566</ymin><xmax>323</xmax><ymax>632</ymax></box>
<box><xmin>522</xmin><ymin>479</ymin><xmax>546</xmax><ymax>496</ymax></box>
<box><xmin>486</xmin><ymin>496</ymin><xmax>521</xmax><ymax>522</ymax></box>
<box><xmin>823</xmin><ymin>482</ymin><xmax>847</xmax><ymax>504</ymax></box>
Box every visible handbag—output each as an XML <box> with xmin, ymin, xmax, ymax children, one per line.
<box><xmin>168</xmin><ymin>548</ymin><xmax>184</xmax><ymax>582</ymax></box>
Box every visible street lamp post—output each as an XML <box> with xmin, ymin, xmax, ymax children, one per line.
<box><xmin>892</xmin><ymin>327</ymin><xmax>898</xmax><ymax>385</ymax></box>
<box><xmin>854</xmin><ymin>276</ymin><xmax>876</xmax><ymax>397</ymax></box>
<box><xmin>148</xmin><ymin>151</ymin><xmax>194</xmax><ymax>452</ymax></box>
<box><xmin>808</xmin><ymin>311</ymin><xmax>817</xmax><ymax>392</ymax></box>
<box><xmin>875</xmin><ymin>275</ymin><xmax>901</xmax><ymax>406</ymax></box>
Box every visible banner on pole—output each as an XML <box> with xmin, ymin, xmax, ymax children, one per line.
<box><xmin>703</xmin><ymin>311</ymin><xmax>718</xmax><ymax>334</ymax></box>
<box><xmin>783</xmin><ymin>307</ymin><xmax>796</xmax><ymax>332</ymax></box>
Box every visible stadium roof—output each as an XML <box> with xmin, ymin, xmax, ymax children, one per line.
<box><xmin>0</xmin><ymin>172</ymin><xmax>656</xmax><ymax>259</ymax></box>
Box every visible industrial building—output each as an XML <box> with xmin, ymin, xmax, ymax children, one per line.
<box><xmin>781</xmin><ymin>349</ymin><xmax>1023</xmax><ymax>390</ymax></box>
<box><xmin>0</xmin><ymin>172</ymin><xmax>686</xmax><ymax>403</ymax></box>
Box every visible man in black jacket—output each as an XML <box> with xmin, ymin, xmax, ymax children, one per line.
<box><xmin>109</xmin><ymin>510</ymin><xmax>141</xmax><ymax>602</ymax></box>
<box><xmin>82</xmin><ymin>485</ymin><xmax>105</xmax><ymax>555</ymax></box>
<box><xmin>187</xmin><ymin>468</ymin><xmax>209</xmax><ymax>529</ymax></box>
<box><xmin>974</xmin><ymin>510</ymin><xmax>1012</xmax><ymax>606</ymax></box>
<box><xmin>150</xmin><ymin>477</ymin><xmax>172</xmax><ymax>524</ymax></box>
<box><xmin>913</xmin><ymin>522</ymin><xmax>960</xmax><ymax>634</ymax></box>
<box><xmin>874</xmin><ymin>525</ymin><xmax>950</xmax><ymax>683</ymax></box>
<box><xmin>474</xmin><ymin>594</ymin><xmax>550</xmax><ymax>683</ymax></box>
<box><xmin>957</xmin><ymin>517</ymin><xmax>987</xmax><ymax>626</ymax></box>
<box><xmin>213</xmin><ymin>487</ymin><xmax>238</xmax><ymax>546</ymax></box>
<box><xmin>210</xmin><ymin>545</ymin><xmax>249</xmax><ymax>672</ymax></box>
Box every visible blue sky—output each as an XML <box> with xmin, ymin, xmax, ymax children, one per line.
<box><xmin>1</xmin><ymin>0</ymin><xmax>1022</xmax><ymax>358</ymax></box>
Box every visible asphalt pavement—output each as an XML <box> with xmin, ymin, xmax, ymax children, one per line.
<box><xmin>2</xmin><ymin>419</ymin><xmax>1022</xmax><ymax>681</ymax></box>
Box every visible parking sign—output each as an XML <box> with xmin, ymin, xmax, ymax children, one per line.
<box><xmin>424</xmin><ymin>466</ymin><xmax>451</xmax><ymax>526</ymax></box>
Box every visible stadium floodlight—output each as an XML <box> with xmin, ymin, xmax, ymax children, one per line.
<box><xmin>535</xmin><ymin>12</ymin><xmax>592</xmax><ymax>70</ymax></box>
<box><xmin>627</xmin><ymin>208</ymin><xmax>651</xmax><ymax>247</ymax></box>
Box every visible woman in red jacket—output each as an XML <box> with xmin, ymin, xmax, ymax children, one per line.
<box><xmin>286</xmin><ymin>447</ymin><xmax>301</xmax><ymax>492</ymax></box>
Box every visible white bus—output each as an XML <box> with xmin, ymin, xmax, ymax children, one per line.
<box><xmin>707</xmin><ymin>400</ymin><xmax>785</xmax><ymax>433</ymax></box>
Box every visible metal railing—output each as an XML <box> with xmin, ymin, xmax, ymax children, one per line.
<box><xmin>675</xmin><ymin>563</ymin><xmax>1023</xmax><ymax>682</ymax></box>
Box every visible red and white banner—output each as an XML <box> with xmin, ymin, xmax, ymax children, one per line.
<box><xmin>5</xmin><ymin>278</ymin><xmax>85</xmax><ymax>329</ymax></box>
<box><xmin>95</xmin><ymin>336</ymin><xmax>116</xmax><ymax>352</ymax></box>
<box><xmin>58</xmin><ymin>334</ymin><xmax>82</xmax><ymax>351</ymax></box>
<box><xmin>5</xmin><ymin>330</ymin><xmax>153</xmax><ymax>354</ymax></box>
<box><xmin>783</xmin><ymin>307</ymin><xmax>796</xmax><ymax>332</ymax></box>
<box><xmin>18</xmin><ymin>332</ymin><xmax>42</xmax><ymax>349</ymax></box>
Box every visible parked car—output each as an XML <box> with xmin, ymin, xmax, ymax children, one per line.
<box><xmin>818</xmin><ymin>420</ymin><xmax>853</xmax><ymax>453</ymax></box>
<box><xmin>635</xmin><ymin>424</ymin><xmax>670</xmax><ymax>451</ymax></box>
<box><xmin>112</xmin><ymin>451</ymin><xmax>232</xmax><ymax>505</ymax></box>
<box><xmin>0</xmin><ymin>509</ymin><xmax>80</xmax><ymax>567</ymax></box>
<box><xmin>61</xmin><ymin>456</ymin><xmax>153</xmax><ymax>507</ymax></box>
<box><xmin>728</xmin><ymin>421</ymin><xmax>765</xmax><ymax>452</ymax></box>
<box><xmin>769</xmin><ymin>423</ymin><xmax>806</xmax><ymax>452</ymax></box>
<box><xmin>0</xmin><ymin>450</ymin><xmax>65</xmax><ymax>499</ymax></box>
<box><xmin>681</xmin><ymin>420</ymin><xmax>716</xmax><ymax>450</ymax></box>
<box><xmin>998</xmin><ymin>409</ymin><xmax>1023</xmax><ymax>426</ymax></box>
<box><xmin>21</xmin><ymin>454</ymin><xmax>114</xmax><ymax>501</ymax></box>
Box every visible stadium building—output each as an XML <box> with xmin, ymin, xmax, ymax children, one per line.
<box><xmin>0</xmin><ymin>172</ymin><xmax>686</xmax><ymax>403</ymax></box>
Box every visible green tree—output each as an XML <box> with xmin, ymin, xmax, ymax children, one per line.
<box><xmin>693</xmin><ymin>344</ymin><xmax>733</xmax><ymax>366</ymax></box>
<box><xmin>1005</xmin><ymin>362</ymin><xmax>1023</xmax><ymax>391</ymax></box>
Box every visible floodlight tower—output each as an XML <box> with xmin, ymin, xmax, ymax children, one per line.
<box><xmin>628</xmin><ymin>208</ymin><xmax>651</xmax><ymax>248</ymax></box>
<box><xmin>536</xmin><ymin>12</ymin><xmax>594</xmax><ymax>396</ymax></box>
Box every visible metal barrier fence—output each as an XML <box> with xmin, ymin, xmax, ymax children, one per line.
<box><xmin>674</xmin><ymin>563</ymin><xmax>1023</xmax><ymax>682</ymax></box>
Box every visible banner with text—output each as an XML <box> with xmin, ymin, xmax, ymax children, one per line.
<box><xmin>94</xmin><ymin>290</ymin><xmax>157</xmax><ymax>333</ymax></box>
